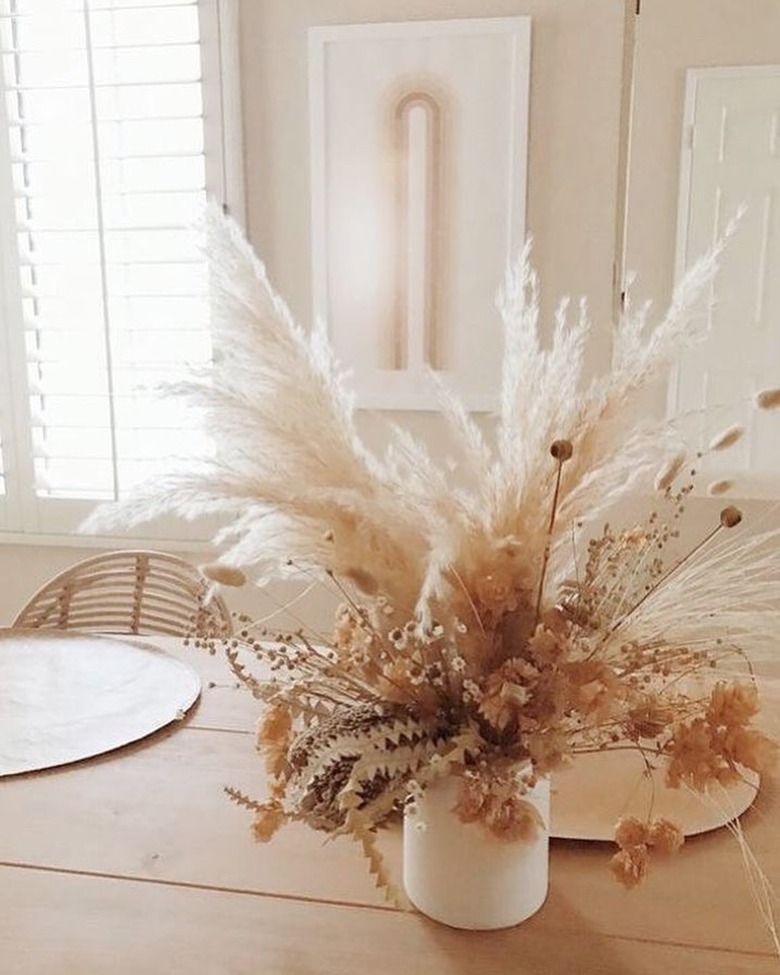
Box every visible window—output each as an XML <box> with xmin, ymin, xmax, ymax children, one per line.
<box><xmin>0</xmin><ymin>0</ymin><xmax>242</xmax><ymax>541</ymax></box>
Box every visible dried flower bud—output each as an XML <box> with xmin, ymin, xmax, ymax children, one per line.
<box><xmin>251</xmin><ymin>802</ymin><xmax>286</xmax><ymax>842</ymax></box>
<box><xmin>614</xmin><ymin>816</ymin><xmax>648</xmax><ymax>849</ymax></box>
<box><xmin>708</xmin><ymin>424</ymin><xmax>744</xmax><ymax>452</ymax></box>
<box><xmin>608</xmin><ymin>846</ymin><xmax>648</xmax><ymax>889</ymax></box>
<box><xmin>707</xmin><ymin>479</ymin><xmax>733</xmax><ymax>496</ymax></box>
<box><xmin>550</xmin><ymin>439</ymin><xmax>573</xmax><ymax>461</ymax></box>
<box><xmin>707</xmin><ymin>681</ymin><xmax>758</xmax><ymax>726</ymax></box>
<box><xmin>728</xmin><ymin>727</ymin><xmax>778</xmax><ymax>773</ymax></box>
<box><xmin>200</xmin><ymin>563</ymin><xmax>247</xmax><ymax>587</ymax></box>
<box><xmin>753</xmin><ymin>387</ymin><xmax>780</xmax><ymax>410</ymax></box>
<box><xmin>720</xmin><ymin>505</ymin><xmax>742</xmax><ymax>528</ymax></box>
<box><xmin>654</xmin><ymin>452</ymin><xmax>686</xmax><ymax>492</ymax></box>
<box><xmin>647</xmin><ymin>818</ymin><xmax>684</xmax><ymax>854</ymax></box>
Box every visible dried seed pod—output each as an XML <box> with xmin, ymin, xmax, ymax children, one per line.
<box><xmin>720</xmin><ymin>505</ymin><xmax>742</xmax><ymax>528</ymax></box>
<box><xmin>550</xmin><ymin>439</ymin><xmax>573</xmax><ymax>461</ymax></box>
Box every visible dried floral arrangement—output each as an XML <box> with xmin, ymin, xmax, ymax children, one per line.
<box><xmin>89</xmin><ymin>211</ymin><xmax>780</xmax><ymax>906</ymax></box>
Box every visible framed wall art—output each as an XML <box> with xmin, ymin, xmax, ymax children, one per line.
<box><xmin>309</xmin><ymin>17</ymin><xmax>531</xmax><ymax>410</ymax></box>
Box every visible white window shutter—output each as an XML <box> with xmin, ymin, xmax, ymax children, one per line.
<box><xmin>0</xmin><ymin>0</ymin><xmax>242</xmax><ymax>540</ymax></box>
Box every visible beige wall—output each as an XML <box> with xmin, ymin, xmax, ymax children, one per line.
<box><xmin>0</xmin><ymin>541</ymin><xmax>342</xmax><ymax>634</ymax></box>
<box><xmin>242</xmin><ymin>0</ymin><xmax>629</xmax><ymax>361</ymax></box>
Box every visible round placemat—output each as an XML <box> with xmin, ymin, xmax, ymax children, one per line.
<box><xmin>0</xmin><ymin>629</ymin><xmax>201</xmax><ymax>776</ymax></box>
<box><xmin>550</xmin><ymin>749</ymin><xmax>759</xmax><ymax>840</ymax></box>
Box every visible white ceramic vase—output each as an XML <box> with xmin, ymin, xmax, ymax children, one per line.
<box><xmin>403</xmin><ymin>772</ymin><xmax>550</xmax><ymax>930</ymax></box>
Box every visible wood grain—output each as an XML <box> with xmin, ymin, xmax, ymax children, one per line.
<box><xmin>1</xmin><ymin>864</ymin><xmax>777</xmax><ymax>975</ymax></box>
<box><xmin>2</xmin><ymin>635</ymin><xmax>778</xmax><ymax>971</ymax></box>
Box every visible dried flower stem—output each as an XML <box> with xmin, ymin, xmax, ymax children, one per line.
<box><xmin>608</xmin><ymin>513</ymin><xmax>739</xmax><ymax>637</ymax></box>
<box><xmin>449</xmin><ymin>565</ymin><xmax>486</xmax><ymax>637</ymax></box>
<box><xmin>535</xmin><ymin>441</ymin><xmax>573</xmax><ymax>626</ymax></box>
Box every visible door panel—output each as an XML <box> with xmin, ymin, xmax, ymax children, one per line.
<box><xmin>675</xmin><ymin>66</ymin><xmax>780</xmax><ymax>495</ymax></box>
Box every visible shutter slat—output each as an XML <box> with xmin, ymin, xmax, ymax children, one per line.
<box><xmin>1</xmin><ymin>2</ymin><xmax>195</xmax><ymax>14</ymax></box>
<box><xmin>4</xmin><ymin>76</ymin><xmax>201</xmax><ymax>92</ymax></box>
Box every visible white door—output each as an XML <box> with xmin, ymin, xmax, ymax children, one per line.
<box><xmin>674</xmin><ymin>66</ymin><xmax>780</xmax><ymax>497</ymax></box>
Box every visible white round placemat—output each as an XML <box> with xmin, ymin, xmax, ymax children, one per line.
<box><xmin>550</xmin><ymin>749</ymin><xmax>759</xmax><ymax>840</ymax></box>
<box><xmin>0</xmin><ymin>629</ymin><xmax>201</xmax><ymax>776</ymax></box>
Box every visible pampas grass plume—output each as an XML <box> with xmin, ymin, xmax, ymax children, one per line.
<box><xmin>201</xmin><ymin>563</ymin><xmax>248</xmax><ymax>588</ymax></box>
<box><xmin>654</xmin><ymin>452</ymin><xmax>686</xmax><ymax>492</ymax></box>
<box><xmin>707</xmin><ymin>479</ymin><xmax>734</xmax><ymax>496</ymax></box>
<box><xmin>708</xmin><ymin>424</ymin><xmax>744</xmax><ymax>452</ymax></box>
<box><xmin>754</xmin><ymin>387</ymin><xmax>780</xmax><ymax>410</ymax></box>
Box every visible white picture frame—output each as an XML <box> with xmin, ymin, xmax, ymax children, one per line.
<box><xmin>309</xmin><ymin>17</ymin><xmax>531</xmax><ymax>410</ymax></box>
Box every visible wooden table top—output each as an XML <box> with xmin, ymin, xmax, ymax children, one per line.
<box><xmin>1</xmin><ymin>635</ymin><xmax>778</xmax><ymax>974</ymax></box>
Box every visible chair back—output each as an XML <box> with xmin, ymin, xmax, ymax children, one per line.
<box><xmin>12</xmin><ymin>550</ymin><xmax>233</xmax><ymax>638</ymax></box>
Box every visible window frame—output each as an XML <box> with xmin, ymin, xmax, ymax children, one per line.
<box><xmin>0</xmin><ymin>0</ymin><xmax>244</xmax><ymax>548</ymax></box>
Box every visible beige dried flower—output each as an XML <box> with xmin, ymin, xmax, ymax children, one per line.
<box><xmin>529</xmin><ymin>625</ymin><xmax>564</xmax><ymax>664</ymax></box>
<box><xmin>479</xmin><ymin>681</ymin><xmax>523</xmax><ymax>732</ymax></box>
<box><xmin>708</xmin><ymin>424</ymin><xmax>744</xmax><ymax>452</ymax></box>
<box><xmin>666</xmin><ymin>718</ymin><xmax>728</xmax><ymax>790</ymax></box>
<box><xmin>753</xmin><ymin>387</ymin><xmax>780</xmax><ymax>410</ymax></box>
<box><xmin>614</xmin><ymin>816</ymin><xmax>648</xmax><ymax>849</ymax></box>
<box><xmin>707</xmin><ymin>682</ymin><xmax>759</xmax><ymax>727</ymax></box>
<box><xmin>485</xmin><ymin>795</ymin><xmax>545</xmax><ymax>842</ymax></box>
<box><xmin>332</xmin><ymin>604</ymin><xmax>360</xmax><ymax>649</ymax></box>
<box><xmin>647</xmin><ymin>818</ymin><xmax>684</xmax><ymax>854</ymax></box>
<box><xmin>454</xmin><ymin>776</ymin><xmax>545</xmax><ymax>843</ymax></box>
<box><xmin>251</xmin><ymin>801</ymin><xmax>286</xmax><ymax>842</ymax></box>
<box><xmin>257</xmin><ymin>703</ymin><xmax>293</xmax><ymax>778</ymax></box>
<box><xmin>609</xmin><ymin>846</ymin><xmax>649</xmax><ymax>889</ymax></box>
<box><xmin>726</xmin><ymin>727</ymin><xmax>778</xmax><ymax>774</ymax></box>
<box><xmin>526</xmin><ymin>729</ymin><xmax>570</xmax><ymax>775</ymax></box>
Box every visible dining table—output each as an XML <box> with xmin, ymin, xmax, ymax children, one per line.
<box><xmin>1</xmin><ymin>631</ymin><xmax>779</xmax><ymax>974</ymax></box>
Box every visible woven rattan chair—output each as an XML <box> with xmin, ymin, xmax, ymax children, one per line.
<box><xmin>12</xmin><ymin>550</ymin><xmax>233</xmax><ymax>638</ymax></box>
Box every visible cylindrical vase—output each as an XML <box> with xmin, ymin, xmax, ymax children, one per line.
<box><xmin>403</xmin><ymin>772</ymin><xmax>550</xmax><ymax>930</ymax></box>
